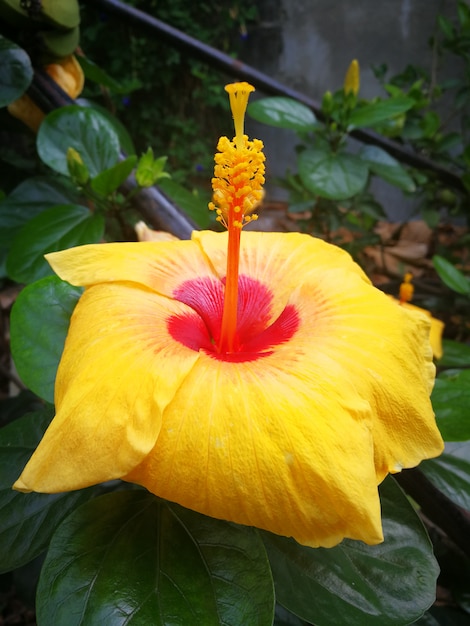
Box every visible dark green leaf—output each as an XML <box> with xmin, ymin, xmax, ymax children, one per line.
<box><xmin>348</xmin><ymin>97</ymin><xmax>414</xmax><ymax>129</ymax></box>
<box><xmin>274</xmin><ymin>605</ymin><xmax>306</xmax><ymax>626</ymax></box>
<box><xmin>0</xmin><ymin>409</ymin><xmax>99</xmax><ymax>573</ymax></box>
<box><xmin>432</xmin><ymin>372</ymin><xmax>470</xmax><ymax>441</ymax></box>
<box><xmin>263</xmin><ymin>476</ymin><xmax>439</xmax><ymax>626</ymax></box>
<box><xmin>10</xmin><ymin>276</ymin><xmax>82</xmax><ymax>403</ymax></box>
<box><xmin>0</xmin><ymin>176</ymin><xmax>81</xmax><ymax>277</ymax></box>
<box><xmin>37</xmin><ymin>106</ymin><xmax>121</xmax><ymax>177</ymax></box>
<box><xmin>91</xmin><ymin>155</ymin><xmax>137</xmax><ymax>196</ymax></box>
<box><xmin>0</xmin><ymin>36</ymin><xmax>33</xmax><ymax>107</ymax></box>
<box><xmin>433</xmin><ymin>255</ymin><xmax>470</xmax><ymax>295</ymax></box>
<box><xmin>36</xmin><ymin>491</ymin><xmax>274</xmax><ymax>626</ymax></box>
<box><xmin>359</xmin><ymin>145</ymin><xmax>416</xmax><ymax>191</ymax></box>
<box><xmin>439</xmin><ymin>339</ymin><xmax>470</xmax><ymax>367</ymax></box>
<box><xmin>248</xmin><ymin>97</ymin><xmax>317</xmax><ymax>131</ymax></box>
<box><xmin>299</xmin><ymin>148</ymin><xmax>368</xmax><ymax>200</ymax></box>
<box><xmin>77</xmin><ymin>98</ymin><xmax>136</xmax><ymax>156</ymax></box>
<box><xmin>426</xmin><ymin>606</ymin><xmax>470</xmax><ymax>625</ymax></box>
<box><xmin>421</xmin><ymin>442</ymin><xmax>470</xmax><ymax>510</ymax></box>
<box><xmin>6</xmin><ymin>204</ymin><xmax>104</xmax><ymax>284</ymax></box>
<box><xmin>438</xmin><ymin>15</ymin><xmax>455</xmax><ymax>39</ymax></box>
<box><xmin>159</xmin><ymin>178</ymin><xmax>212</xmax><ymax>228</ymax></box>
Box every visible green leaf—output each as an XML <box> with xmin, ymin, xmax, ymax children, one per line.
<box><xmin>77</xmin><ymin>98</ymin><xmax>136</xmax><ymax>156</ymax></box>
<box><xmin>91</xmin><ymin>155</ymin><xmax>137</xmax><ymax>196</ymax></box>
<box><xmin>0</xmin><ymin>176</ymin><xmax>81</xmax><ymax>277</ymax></box>
<box><xmin>0</xmin><ymin>409</ymin><xmax>99</xmax><ymax>573</ymax></box>
<box><xmin>0</xmin><ymin>36</ymin><xmax>33</xmax><ymax>107</ymax></box>
<box><xmin>36</xmin><ymin>491</ymin><xmax>275</xmax><ymax>626</ymax></box>
<box><xmin>359</xmin><ymin>145</ymin><xmax>416</xmax><ymax>191</ymax></box>
<box><xmin>135</xmin><ymin>148</ymin><xmax>170</xmax><ymax>187</ymax></box>
<box><xmin>439</xmin><ymin>339</ymin><xmax>470</xmax><ymax>367</ymax></box>
<box><xmin>299</xmin><ymin>148</ymin><xmax>368</xmax><ymax>200</ymax></box>
<box><xmin>433</xmin><ymin>255</ymin><xmax>470</xmax><ymax>295</ymax></box>
<box><xmin>247</xmin><ymin>97</ymin><xmax>317</xmax><ymax>131</ymax></box>
<box><xmin>6</xmin><ymin>204</ymin><xmax>104</xmax><ymax>284</ymax></box>
<box><xmin>432</xmin><ymin>372</ymin><xmax>470</xmax><ymax>441</ymax></box>
<box><xmin>37</xmin><ymin>106</ymin><xmax>121</xmax><ymax>177</ymax></box>
<box><xmin>159</xmin><ymin>178</ymin><xmax>212</xmax><ymax>228</ymax></box>
<box><xmin>421</xmin><ymin>443</ymin><xmax>470</xmax><ymax>510</ymax></box>
<box><xmin>438</xmin><ymin>15</ymin><xmax>455</xmax><ymax>39</ymax></box>
<box><xmin>348</xmin><ymin>97</ymin><xmax>414</xmax><ymax>129</ymax></box>
<box><xmin>10</xmin><ymin>276</ymin><xmax>82</xmax><ymax>403</ymax></box>
<box><xmin>263</xmin><ymin>476</ymin><xmax>439</xmax><ymax>626</ymax></box>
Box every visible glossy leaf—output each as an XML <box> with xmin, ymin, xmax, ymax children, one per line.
<box><xmin>10</xmin><ymin>276</ymin><xmax>82</xmax><ymax>403</ymax></box>
<box><xmin>0</xmin><ymin>176</ymin><xmax>81</xmax><ymax>277</ymax></box>
<box><xmin>433</xmin><ymin>255</ymin><xmax>470</xmax><ymax>295</ymax></box>
<box><xmin>432</xmin><ymin>371</ymin><xmax>470</xmax><ymax>441</ymax></box>
<box><xmin>36</xmin><ymin>491</ymin><xmax>275</xmax><ymax>626</ymax></box>
<box><xmin>247</xmin><ymin>97</ymin><xmax>317</xmax><ymax>131</ymax></box>
<box><xmin>421</xmin><ymin>442</ymin><xmax>470</xmax><ymax>510</ymax></box>
<box><xmin>76</xmin><ymin>98</ymin><xmax>136</xmax><ymax>156</ymax></box>
<box><xmin>159</xmin><ymin>178</ymin><xmax>212</xmax><ymax>228</ymax></box>
<box><xmin>439</xmin><ymin>339</ymin><xmax>470</xmax><ymax>367</ymax></box>
<box><xmin>0</xmin><ymin>409</ymin><xmax>99</xmax><ymax>573</ymax></box>
<box><xmin>0</xmin><ymin>36</ymin><xmax>33</xmax><ymax>107</ymax></box>
<box><xmin>263</xmin><ymin>476</ymin><xmax>439</xmax><ymax>626</ymax></box>
<box><xmin>359</xmin><ymin>145</ymin><xmax>416</xmax><ymax>191</ymax></box>
<box><xmin>299</xmin><ymin>147</ymin><xmax>368</xmax><ymax>200</ymax></box>
<box><xmin>91</xmin><ymin>155</ymin><xmax>137</xmax><ymax>196</ymax></box>
<box><xmin>6</xmin><ymin>204</ymin><xmax>104</xmax><ymax>284</ymax></box>
<box><xmin>37</xmin><ymin>106</ymin><xmax>121</xmax><ymax>177</ymax></box>
<box><xmin>348</xmin><ymin>97</ymin><xmax>414</xmax><ymax>128</ymax></box>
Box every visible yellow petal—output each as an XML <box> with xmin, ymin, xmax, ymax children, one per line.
<box><xmin>198</xmin><ymin>232</ymin><xmax>443</xmax><ymax>479</ymax></box>
<box><xmin>14</xmin><ymin>282</ymin><xmax>200</xmax><ymax>493</ymax></box>
<box><xmin>399</xmin><ymin>300</ymin><xmax>445</xmax><ymax>360</ymax></box>
<box><xmin>45</xmin><ymin>239</ymin><xmax>216</xmax><ymax>296</ymax></box>
<box><xmin>125</xmin><ymin>354</ymin><xmax>383</xmax><ymax>548</ymax></box>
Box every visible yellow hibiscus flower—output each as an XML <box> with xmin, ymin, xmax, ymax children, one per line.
<box><xmin>14</xmin><ymin>83</ymin><xmax>443</xmax><ymax>549</ymax></box>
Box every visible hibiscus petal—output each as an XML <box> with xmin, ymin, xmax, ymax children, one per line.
<box><xmin>125</xmin><ymin>354</ymin><xmax>383</xmax><ymax>548</ymax></box>
<box><xmin>45</xmin><ymin>239</ymin><xmax>217</xmax><ymax>297</ymax></box>
<box><xmin>198</xmin><ymin>231</ymin><xmax>443</xmax><ymax>478</ymax></box>
<box><xmin>193</xmin><ymin>230</ymin><xmax>369</xmax><ymax>319</ymax></box>
<box><xmin>286</xmin><ymin>271</ymin><xmax>442</xmax><ymax>481</ymax></box>
<box><xmin>14</xmin><ymin>282</ymin><xmax>200</xmax><ymax>493</ymax></box>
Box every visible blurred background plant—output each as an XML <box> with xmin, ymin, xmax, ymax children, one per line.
<box><xmin>78</xmin><ymin>0</ymin><xmax>259</xmax><ymax>185</ymax></box>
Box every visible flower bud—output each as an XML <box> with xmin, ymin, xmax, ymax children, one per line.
<box><xmin>67</xmin><ymin>147</ymin><xmax>89</xmax><ymax>185</ymax></box>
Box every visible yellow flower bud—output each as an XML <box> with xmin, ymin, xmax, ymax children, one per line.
<box><xmin>344</xmin><ymin>59</ymin><xmax>360</xmax><ymax>96</ymax></box>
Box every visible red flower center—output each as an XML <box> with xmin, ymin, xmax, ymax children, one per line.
<box><xmin>168</xmin><ymin>275</ymin><xmax>299</xmax><ymax>362</ymax></box>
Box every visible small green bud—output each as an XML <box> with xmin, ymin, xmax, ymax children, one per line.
<box><xmin>322</xmin><ymin>91</ymin><xmax>333</xmax><ymax>115</ymax></box>
<box><xmin>67</xmin><ymin>147</ymin><xmax>89</xmax><ymax>185</ymax></box>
